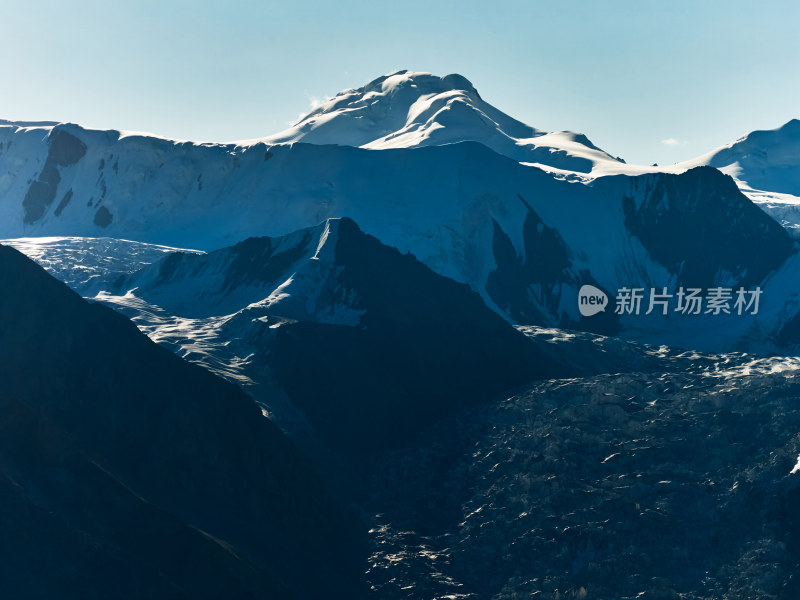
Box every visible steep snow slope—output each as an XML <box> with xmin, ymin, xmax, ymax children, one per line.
<box><xmin>0</xmin><ymin>108</ymin><xmax>626</xmax><ymax>250</ymax></box>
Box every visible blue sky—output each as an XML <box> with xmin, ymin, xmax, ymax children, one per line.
<box><xmin>2</xmin><ymin>0</ymin><xmax>798</xmax><ymax>165</ymax></box>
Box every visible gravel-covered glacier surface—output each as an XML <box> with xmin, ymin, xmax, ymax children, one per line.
<box><xmin>365</xmin><ymin>362</ymin><xmax>800</xmax><ymax>599</ymax></box>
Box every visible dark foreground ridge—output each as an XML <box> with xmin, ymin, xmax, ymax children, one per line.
<box><xmin>0</xmin><ymin>245</ymin><xmax>363</xmax><ymax>599</ymax></box>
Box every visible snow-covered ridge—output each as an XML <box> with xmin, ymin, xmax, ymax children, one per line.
<box><xmin>683</xmin><ymin>119</ymin><xmax>800</xmax><ymax>195</ymax></box>
<box><xmin>4</xmin><ymin>71</ymin><xmax>800</xmax><ymax>187</ymax></box>
<box><xmin>3</xmin><ymin>70</ymin><xmax>798</xmax><ymax>187</ymax></box>
<box><xmin>669</xmin><ymin>119</ymin><xmax>800</xmax><ymax>233</ymax></box>
<box><xmin>109</xmin><ymin>218</ymin><xmax>365</xmax><ymax>325</ymax></box>
<box><xmin>0</xmin><ymin>236</ymin><xmax>201</xmax><ymax>291</ymax></box>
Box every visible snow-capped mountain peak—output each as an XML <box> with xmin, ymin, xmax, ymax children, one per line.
<box><xmin>687</xmin><ymin>118</ymin><xmax>800</xmax><ymax>197</ymax></box>
<box><xmin>253</xmin><ymin>70</ymin><xmax>623</xmax><ymax>173</ymax></box>
<box><xmin>264</xmin><ymin>70</ymin><xmax>537</xmax><ymax>145</ymax></box>
<box><xmin>671</xmin><ymin>118</ymin><xmax>800</xmax><ymax>234</ymax></box>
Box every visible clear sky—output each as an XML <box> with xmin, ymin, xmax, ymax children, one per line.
<box><xmin>2</xmin><ymin>0</ymin><xmax>799</xmax><ymax>166</ymax></box>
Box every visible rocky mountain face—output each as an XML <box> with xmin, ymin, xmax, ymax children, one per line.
<box><xmin>91</xmin><ymin>218</ymin><xmax>566</xmax><ymax>456</ymax></box>
<box><xmin>616</xmin><ymin>166</ymin><xmax>793</xmax><ymax>289</ymax></box>
<box><xmin>262</xmin><ymin>218</ymin><xmax>567</xmax><ymax>454</ymax></box>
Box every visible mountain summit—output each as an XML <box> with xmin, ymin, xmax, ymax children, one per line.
<box><xmin>690</xmin><ymin>119</ymin><xmax>800</xmax><ymax>197</ymax></box>
<box><xmin>257</xmin><ymin>70</ymin><xmax>622</xmax><ymax>172</ymax></box>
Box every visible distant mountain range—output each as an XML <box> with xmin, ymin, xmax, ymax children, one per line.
<box><xmin>4</xmin><ymin>70</ymin><xmax>800</xmax><ymax>598</ymax></box>
<box><xmin>2</xmin><ymin>72</ymin><xmax>800</xmax><ymax>352</ymax></box>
